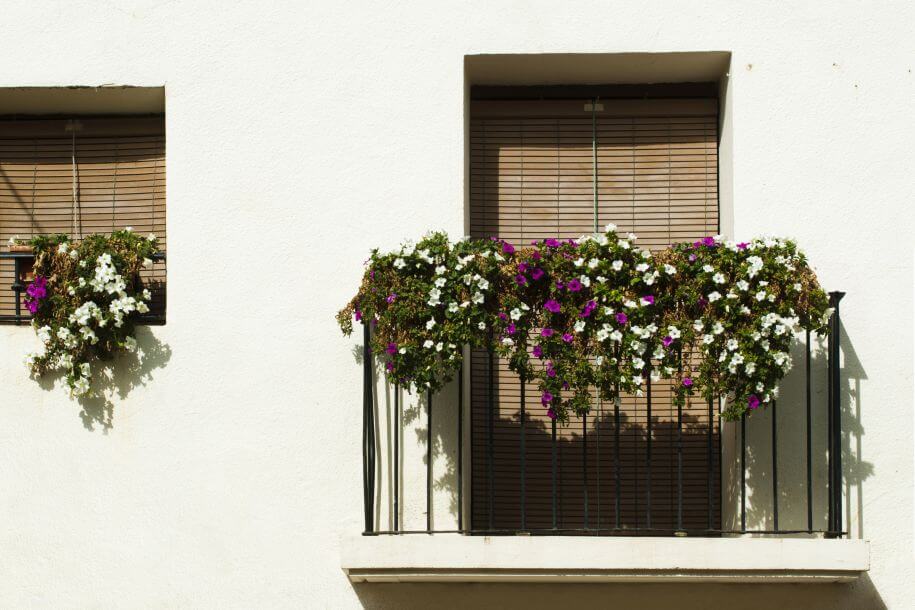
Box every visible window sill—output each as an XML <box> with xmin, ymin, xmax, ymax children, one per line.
<box><xmin>341</xmin><ymin>535</ymin><xmax>869</xmax><ymax>584</ymax></box>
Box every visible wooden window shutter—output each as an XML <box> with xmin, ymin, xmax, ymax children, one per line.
<box><xmin>469</xmin><ymin>97</ymin><xmax>720</xmax><ymax>533</ymax></box>
<box><xmin>0</xmin><ymin>117</ymin><xmax>166</xmax><ymax>320</ymax></box>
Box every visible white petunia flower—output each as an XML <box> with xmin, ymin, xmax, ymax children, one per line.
<box><xmin>726</xmin><ymin>338</ymin><xmax>739</xmax><ymax>351</ymax></box>
<box><xmin>574</xmin><ymin>257</ymin><xmax>585</xmax><ymax>267</ymax></box>
<box><xmin>448</xmin><ymin>302</ymin><xmax>459</xmax><ymax>313</ymax></box>
<box><xmin>574</xmin><ymin>320</ymin><xmax>586</xmax><ymax>332</ymax></box>
<box><xmin>588</xmin><ymin>258</ymin><xmax>599</xmax><ymax>269</ymax></box>
<box><xmin>426</xmin><ymin>318</ymin><xmax>436</xmax><ymax>330</ymax></box>
<box><xmin>604</xmin><ymin>222</ymin><xmax>617</xmax><ymax>232</ymax></box>
<box><xmin>477</xmin><ymin>321</ymin><xmax>486</xmax><ymax>330</ymax></box>
<box><xmin>664</xmin><ymin>264</ymin><xmax>677</xmax><ymax>275</ymax></box>
<box><xmin>708</xmin><ymin>291</ymin><xmax>721</xmax><ymax>302</ymax></box>
<box><xmin>712</xmin><ymin>273</ymin><xmax>726</xmax><ymax>284</ymax></box>
<box><xmin>702</xmin><ymin>334</ymin><xmax>715</xmax><ymax>344</ymax></box>
<box><xmin>471</xmin><ymin>292</ymin><xmax>484</xmax><ymax>304</ymax></box>
<box><xmin>693</xmin><ymin>320</ymin><xmax>704</xmax><ymax>332</ymax></box>
<box><xmin>434</xmin><ymin>277</ymin><xmax>447</xmax><ymax>288</ymax></box>
<box><xmin>611</xmin><ymin>260</ymin><xmax>623</xmax><ymax>271</ymax></box>
<box><xmin>424</xmin><ymin>340</ymin><xmax>434</xmax><ymax>349</ymax></box>
<box><xmin>668</xmin><ymin>326</ymin><xmax>681</xmax><ymax>339</ymax></box>
<box><xmin>712</xmin><ymin>321</ymin><xmax>724</xmax><ymax>335</ymax></box>
<box><xmin>636</xmin><ymin>263</ymin><xmax>649</xmax><ymax>272</ymax></box>
<box><xmin>510</xmin><ymin>308</ymin><xmax>522</xmax><ymax>320</ymax></box>
<box><xmin>435</xmin><ymin>265</ymin><xmax>446</xmax><ymax>275</ymax></box>
<box><xmin>702</xmin><ymin>264</ymin><xmax>714</xmax><ymax>273</ymax></box>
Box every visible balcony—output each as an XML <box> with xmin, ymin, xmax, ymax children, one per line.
<box><xmin>343</xmin><ymin>291</ymin><xmax>868</xmax><ymax>583</ymax></box>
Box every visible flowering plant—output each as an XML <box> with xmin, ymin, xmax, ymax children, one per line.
<box><xmin>23</xmin><ymin>231</ymin><xmax>158</xmax><ymax>397</ymax></box>
<box><xmin>339</xmin><ymin>227</ymin><xmax>831</xmax><ymax>422</ymax></box>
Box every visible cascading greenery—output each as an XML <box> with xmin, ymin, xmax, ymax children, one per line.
<box><xmin>22</xmin><ymin>230</ymin><xmax>158</xmax><ymax>397</ymax></box>
<box><xmin>339</xmin><ymin>226</ymin><xmax>832</xmax><ymax>422</ymax></box>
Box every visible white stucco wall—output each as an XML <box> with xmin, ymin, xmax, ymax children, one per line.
<box><xmin>0</xmin><ymin>1</ymin><xmax>912</xmax><ymax>608</ymax></box>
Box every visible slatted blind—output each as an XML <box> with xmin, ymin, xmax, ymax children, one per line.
<box><xmin>0</xmin><ymin>117</ymin><xmax>166</xmax><ymax>320</ymax></box>
<box><xmin>469</xmin><ymin>97</ymin><xmax>719</xmax><ymax>533</ymax></box>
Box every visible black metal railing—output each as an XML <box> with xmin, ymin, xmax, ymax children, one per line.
<box><xmin>0</xmin><ymin>251</ymin><xmax>166</xmax><ymax>325</ymax></box>
<box><xmin>361</xmin><ymin>291</ymin><xmax>846</xmax><ymax>538</ymax></box>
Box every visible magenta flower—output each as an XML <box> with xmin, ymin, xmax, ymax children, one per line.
<box><xmin>499</xmin><ymin>312</ymin><xmax>508</xmax><ymax>321</ymax></box>
<box><xmin>515</xmin><ymin>274</ymin><xmax>527</xmax><ymax>286</ymax></box>
<box><xmin>541</xmin><ymin>391</ymin><xmax>553</xmax><ymax>405</ymax></box>
<box><xmin>545</xmin><ymin>238</ymin><xmax>560</xmax><ymax>248</ymax></box>
<box><xmin>702</xmin><ymin>236</ymin><xmax>716</xmax><ymax>247</ymax></box>
<box><xmin>692</xmin><ymin>241</ymin><xmax>702</xmax><ymax>249</ymax></box>
<box><xmin>547</xmin><ymin>408</ymin><xmax>557</xmax><ymax>420</ymax></box>
<box><xmin>518</xmin><ymin>262</ymin><xmax>529</xmax><ymax>273</ymax></box>
<box><xmin>662</xmin><ymin>335</ymin><xmax>674</xmax><ymax>347</ymax></box>
<box><xmin>562</xmin><ymin>333</ymin><xmax>574</xmax><ymax>343</ymax></box>
<box><xmin>385</xmin><ymin>361</ymin><xmax>394</xmax><ymax>372</ymax></box>
<box><xmin>502</xmin><ymin>242</ymin><xmax>515</xmax><ymax>255</ymax></box>
<box><xmin>506</xmin><ymin>323</ymin><xmax>517</xmax><ymax>335</ymax></box>
<box><xmin>567</xmin><ymin>278</ymin><xmax>582</xmax><ymax>292</ymax></box>
<box><xmin>556</xmin><ymin>280</ymin><xmax>565</xmax><ymax>290</ymax></box>
<box><xmin>531</xmin><ymin>268</ymin><xmax>544</xmax><ymax>280</ymax></box>
<box><xmin>748</xmin><ymin>394</ymin><xmax>761</xmax><ymax>409</ymax></box>
<box><xmin>579</xmin><ymin>300</ymin><xmax>597</xmax><ymax>318</ymax></box>
<box><xmin>24</xmin><ymin>299</ymin><xmax>38</xmax><ymax>314</ymax></box>
<box><xmin>541</xmin><ymin>328</ymin><xmax>554</xmax><ymax>338</ymax></box>
<box><xmin>532</xmin><ymin>345</ymin><xmax>543</xmax><ymax>358</ymax></box>
<box><xmin>386</xmin><ymin>293</ymin><xmax>397</xmax><ymax>304</ymax></box>
<box><xmin>544</xmin><ymin>299</ymin><xmax>562</xmax><ymax>313</ymax></box>
<box><xmin>689</xmin><ymin>254</ymin><xmax>697</xmax><ymax>262</ymax></box>
<box><xmin>642</xmin><ymin>295</ymin><xmax>655</xmax><ymax>305</ymax></box>
<box><xmin>385</xmin><ymin>342</ymin><xmax>397</xmax><ymax>355</ymax></box>
<box><xmin>354</xmin><ymin>309</ymin><xmax>363</xmax><ymax>322</ymax></box>
<box><xmin>682</xmin><ymin>377</ymin><xmax>693</xmax><ymax>388</ymax></box>
<box><xmin>737</xmin><ymin>242</ymin><xmax>749</xmax><ymax>250</ymax></box>
<box><xmin>26</xmin><ymin>276</ymin><xmax>47</xmax><ymax>299</ymax></box>
<box><xmin>532</xmin><ymin>251</ymin><xmax>542</xmax><ymax>261</ymax></box>
<box><xmin>546</xmin><ymin>363</ymin><xmax>557</xmax><ymax>378</ymax></box>
<box><xmin>615</xmin><ymin>312</ymin><xmax>628</xmax><ymax>325</ymax></box>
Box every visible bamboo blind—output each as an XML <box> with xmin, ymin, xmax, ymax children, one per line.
<box><xmin>469</xmin><ymin>98</ymin><xmax>719</xmax><ymax>532</ymax></box>
<box><xmin>0</xmin><ymin>117</ymin><xmax>166</xmax><ymax>320</ymax></box>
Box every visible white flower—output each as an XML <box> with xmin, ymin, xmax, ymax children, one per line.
<box><xmin>609</xmin><ymin>330</ymin><xmax>623</xmax><ymax>342</ymax></box>
<box><xmin>57</xmin><ymin>327</ymin><xmax>72</xmax><ymax>340</ymax></box>
<box><xmin>574</xmin><ymin>320</ymin><xmax>586</xmax><ymax>332</ymax></box>
<box><xmin>603</xmin><ymin>306</ymin><xmax>615</xmax><ymax>316</ymax></box>
<box><xmin>477</xmin><ymin>321</ymin><xmax>486</xmax><ymax>330</ymax></box>
<box><xmin>574</xmin><ymin>257</ymin><xmax>585</xmax><ymax>267</ymax></box>
<box><xmin>702</xmin><ymin>334</ymin><xmax>714</xmax><ymax>344</ymax></box>
<box><xmin>693</xmin><ymin>320</ymin><xmax>704</xmax><ymax>332</ymax></box>
<box><xmin>746</xmin><ymin>255</ymin><xmax>764</xmax><ymax>278</ymax></box>
<box><xmin>755</xmin><ymin>290</ymin><xmax>767</xmax><ymax>301</ymax></box>
<box><xmin>80</xmin><ymin>362</ymin><xmax>91</xmax><ymax>377</ymax></box>
<box><xmin>611</xmin><ymin>260</ymin><xmax>623</xmax><ymax>271</ymax></box>
<box><xmin>726</xmin><ymin>339</ymin><xmax>739</xmax><ymax>351</ymax></box>
<box><xmin>124</xmin><ymin>226</ymin><xmax>133</xmax><ymax>232</ymax></box>
<box><xmin>624</xmin><ymin>299</ymin><xmax>637</xmax><ymax>309</ymax></box>
<box><xmin>423</xmin><ymin>339</ymin><xmax>434</xmax><ymax>349</ymax></box>
<box><xmin>588</xmin><ymin>258</ymin><xmax>599</xmax><ymax>269</ymax></box>
<box><xmin>664</xmin><ymin>264</ymin><xmax>677</xmax><ymax>275</ymax></box>
<box><xmin>508</xmin><ymin>308</ymin><xmax>522</xmax><ymax>321</ymax></box>
<box><xmin>632</xmin><ymin>374</ymin><xmax>643</xmax><ymax>385</ymax></box>
<box><xmin>435</xmin><ymin>265</ymin><xmax>446</xmax><ymax>275</ymax></box>
<box><xmin>471</xmin><ymin>292</ymin><xmax>484</xmax><ymax>304</ymax></box>
<box><xmin>393</xmin><ymin>258</ymin><xmax>406</xmax><ymax>269</ymax></box>
<box><xmin>707</xmin><ymin>291</ymin><xmax>721</xmax><ymax>302</ymax></box>
<box><xmin>417</xmin><ymin>249</ymin><xmax>434</xmax><ymax>264</ymax></box>
<box><xmin>636</xmin><ymin>262</ymin><xmax>649</xmax><ymax>272</ymax></box>
<box><xmin>141</xmin><ymin>289</ymin><xmax>152</xmax><ymax>301</ymax></box>
<box><xmin>668</xmin><ymin>326</ymin><xmax>681</xmax><ymax>339</ymax></box>
<box><xmin>58</xmin><ymin>242</ymin><xmax>69</xmax><ymax>254</ymax></box>
<box><xmin>640</xmin><ymin>296</ymin><xmax>653</xmax><ymax>306</ymax></box>
<box><xmin>712</xmin><ymin>321</ymin><xmax>724</xmax><ymax>335</ymax></box>
<box><xmin>434</xmin><ymin>277</ymin><xmax>446</xmax><ymax>288</ymax></box>
<box><xmin>580</xmin><ymin>275</ymin><xmax>591</xmax><ymax>287</ymax></box>
<box><xmin>793</xmin><ymin>282</ymin><xmax>802</xmax><ymax>291</ymax></box>
<box><xmin>641</xmin><ymin>249</ymin><xmax>651</xmax><ymax>259</ymax></box>
<box><xmin>147</xmin><ymin>233</ymin><xmax>157</xmax><ymax>241</ymax></box>
<box><xmin>632</xmin><ymin>357</ymin><xmax>645</xmax><ymax>370</ymax></box>
<box><xmin>712</xmin><ymin>273</ymin><xmax>726</xmax><ymax>284</ymax></box>
<box><xmin>650</xmin><ymin>369</ymin><xmax>661</xmax><ymax>382</ymax></box>
<box><xmin>426</xmin><ymin>318</ymin><xmax>436</xmax><ymax>330</ymax></box>
<box><xmin>435</xmin><ymin>342</ymin><xmax>444</xmax><ymax>352</ymax></box>
<box><xmin>604</xmin><ymin>222</ymin><xmax>617</xmax><ymax>232</ymax></box>
<box><xmin>596</xmin><ymin>328</ymin><xmax>610</xmax><ymax>341</ymax></box>
<box><xmin>477</xmin><ymin>278</ymin><xmax>490</xmax><ymax>291</ymax></box>
<box><xmin>702</xmin><ymin>264</ymin><xmax>714</xmax><ymax>273</ymax></box>
<box><xmin>736</xmin><ymin>279</ymin><xmax>749</xmax><ymax>291</ymax></box>
<box><xmin>36</xmin><ymin>326</ymin><xmax>52</xmax><ymax>344</ymax></box>
<box><xmin>70</xmin><ymin>377</ymin><xmax>90</xmax><ymax>397</ymax></box>
<box><xmin>745</xmin><ymin>362</ymin><xmax>756</xmax><ymax>375</ymax></box>
<box><xmin>448</xmin><ymin>302</ymin><xmax>459</xmax><ymax>313</ymax></box>
<box><xmin>643</xmin><ymin>272</ymin><xmax>656</xmax><ymax>285</ymax></box>
<box><xmin>427</xmin><ymin>288</ymin><xmax>442</xmax><ymax>306</ymax></box>
<box><xmin>501</xmin><ymin>337</ymin><xmax>514</xmax><ymax>346</ymax></box>
<box><xmin>596</xmin><ymin>275</ymin><xmax>607</xmax><ymax>283</ymax></box>
<box><xmin>618</xmin><ymin>240</ymin><xmax>630</xmax><ymax>250</ymax></box>
<box><xmin>7</xmin><ymin>235</ymin><xmax>18</xmax><ymax>246</ymax></box>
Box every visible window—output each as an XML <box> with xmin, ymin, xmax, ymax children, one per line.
<box><xmin>468</xmin><ymin>87</ymin><xmax>720</xmax><ymax>532</ymax></box>
<box><xmin>0</xmin><ymin>116</ymin><xmax>166</xmax><ymax>322</ymax></box>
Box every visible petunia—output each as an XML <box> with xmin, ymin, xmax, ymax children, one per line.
<box><xmin>682</xmin><ymin>377</ymin><xmax>693</xmax><ymax>388</ymax></box>
<box><xmin>662</xmin><ymin>335</ymin><xmax>674</xmax><ymax>347</ymax></box>
<box><xmin>518</xmin><ymin>262</ymin><xmax>529</xmax><ymax>273</ymax></box>
<box><xmin>385</xmin><ymin>343</ymin><xmax>397</xmax><ymax>355</ymax></box>
<box><xmin>541</xmin><ymin>391</ymin><xmax>554</xmax><ymax>405</ymax></box>
<box><xmin>544</xmin><ymin>299</ymin><xmax>562</xmax><ymax>313</ymax></box>
<box><xmin>515</xmin><ymin>274</ymin><xmax>527</xmax><ymax>286</ymax></box>
<box><xmin>385</xmin><ymin>361</ymin><xmax>394</xmax><ymax>372</ymax></box>
<box><xmin>641</xmin><ymin>295</ymin><xmax>655</xmax><ymax>305</ymax></box>
<box><xmin>748</xmin><ymin>394</ymin><xmax>760</xmax><ymax>409</ymax></box>
<box><xmin>386</xmin><ymin>293</ymin><xmax>397</xmax><ymax>303</ymax></box>
<box><xmin>547</xmin><ymin>407</ymin><xmax>557</xmax><ymax>420</ymax></box>
<box><xmin>541</xmin><ymin>328</ymin><xmax>554</xmax><ymax>337</ymax></box>
<box><xmin>506</xmin><ymin>323</ymin><xmax>517</xmax><ymax>335</ymax></box>
<box><xmin>615</xmin><ymin>312</ymin><xmax>628</xmax><ymax>325</ymax></box>
<box><xmin>532</xmin><ymin>251</ymin><xmax>541</xmax><ymax>261</ymax></box>
<box><xmin>737</xmin><ymin>242</ymin><xmax>749</xmax><ymax>250</ymax></box>
<box><xmin>545</xmin><ymin>238</ymin><xmax>560</xmax><ymax>248</ymax></box>
<box><xmin>531</xmin><ymin>268</ymin><xmax>544</xmax><ymax>280</ymax></box>
<box><xmin>689</xmin><ymin>254</ymin><xmax>697</xmax><ymax>262</ymax></box>
<box><xmin>562</xmin><ymin>333</ymin><xmax>574</xmax><ymax>343</ymax></box>
<box><xmin>702</xmin><ymin>236</ymin><xmax>716</xmax><ymax>247</ymax></box>
<box><xmin>502</xmin><ymin>242</ymin><xmax>515</xmax><ymax>255</ymax></box>
<box><xmin>567</xmin><ymin>278</ymin><xmax>582</xmax><ymax>292</ymax></box>
<box><xmin>532</xmin><ymin>345</ymin><xmax>543</xmax><ymax>358</ymax></box>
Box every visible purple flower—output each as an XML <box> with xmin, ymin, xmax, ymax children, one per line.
<box><xmin>682</xmin><ymin>377</ymin><xmax>693</xmax><ymax>388</ymax></box>
<box><xmin>386</xmin><ymin>293</ymin><xmax>397</xmax><ymax>304</ymax></box>
<box><xmin>26</xmin><ymin>276</ymin><xmax>47</xmax><ymax>299</ymax></box>
<box><xmin>579</xmin><ymin>300</ymin><xmax>597</xmax><ymax>318</ymax></box>
<box><xmin>562</xmin><ymin>381</ymin><xmax>570</xmax><ymax>390</ymax></box>
<box><xmin>515</xmin><ymin>274</ymin><xmax>527</xmax><ymax>286</ymax></box>
<box><xmin>567</xmin><ymin>278</ymin><xmax>582</xmax><ymax>292</ymax></box>
<box><xmin>354</xmin><ymin>309</ymin><xmax>363</xmax><ymax>322</ymax></box>
<box><xmin>544</xmin><ymin>299</ymin><xmax>562</xmax><ymax>313</ymax></box>
<box><xmin>531</xmin><ymin>268</ymin><xmax>544</xmax><ymax>280</ymax></box>
<box><xmin>385</xmin><ymin>361</ymin><xmax>394</xmax><ymax>372</ymax></box>
<box><xmin>556</xmin><ymin>280</ymin><xmax>565</xmax><ymax>290</ymax></box>
<box><xmin>642</xmin><ymin>295</ymin><xmax>655</xmax><ymax>305</ymax></box>
<box><xmin>702</xmin><ymin>236</ymin><xmax>716</xmax><ymax>247</ymax></box>
<box><xmin>24</xmin><ymin>299</ymin><xmax>38</xmax><ymax>314</ymax></box>
<box><xmin>698</xmin><ymin>296</ymin><xmax>709</xmax><ymax>308</ymax></box>
<box><xmin>547</xmin><ymin>408</ymin><xmax>557</xmax><ymax>420</ymax></box>
<box><xmin>506</xmin><ymin>323</ymin><xmax>517</xmax><ymax>335</ymax></box>
<box><xmin>662</xmin><ymin>335</ymin><xmax>674</xmax><ymax>347</ymax></box>
<box><xmin>546</xmin><ymin>363</ymin><xmax>557</xmax><ymax>378</ymax></box>
<box><xmin>545</xmin><ymin>238</ymin><xmax>560</xmax><ymax>248</ymax></box>
<box><xmin>541</xmin><ymin>391</ymin><xmax>553</xmax><ymax>405</ymax></box>
<box><xmin>692</xmin><ymin>241</ymin><xmax>702</xmax><ymax>249</ymax></box>
<box><xmin>518</xmin><ymin>262</ymin><xmax>529</xmax><ymax>273</ymax></box>
<box><xmin>385</xmin><ymin>342</ymin><xmax>397</xmax><ymax>355</ymax></box>
<box><xmin>532</xmin><ymin>251</ymin><xmax>541</xmax><ymax>261</ymax></box>
<box><xmin>502</xmin><ymin>242</ymin><xmax>515</xmax><ymax>255</ymax></box>
<box><xmin>748</xmin><ymin>394</ymin><xmax>761</xmax><ymax>409</ymax></box>
<box><xmin>532</xmin><ymin>345</ymin><xmax>543</xmax><ymax>358</ymax></box>
<box><xmin>615</xmin><ymin>312</ymin><xmax>628</xmax><ymax>325</ymax></box>
<box><xmin>499</xmin><ymin>312</ymin><xmax>508</xmax><ymax>321</ymax></box>
<box><xmin>688</xmin><ymin>254</ymin><xmax>697</xmax><ymax>262</ymax></box>
<box><xmin>737</xmin><ymin>242</ymin><xmax>749</xmax><ymax>250</ymax></box>
<box><xmin>562</xmin><ymin>333</ymin><xmax>574</xmax><ymax>343</ymax></box>
<box><xmin>541</xmin><ymin>328</ymin><xmax>554</xmax><ymax>338</ymax></box>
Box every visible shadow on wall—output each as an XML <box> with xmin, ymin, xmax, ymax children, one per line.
<box><xmin>33</xmin><ymin>326</ymin><xmax>171</xmax><ymax>432</ymax></box>
<box><xmin>352</xmin><ymin>572</ymin><xmax>886</xmax><ymax>610</ymax></box>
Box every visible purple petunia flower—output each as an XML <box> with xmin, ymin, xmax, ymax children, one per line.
<box><xmin>499</xmin><ymin>312</ymin><xmax>508</xmax><ymax>321</ymax></box>
<box><xmin>562</xmin><ymin>333</ymin><xmax>574</xmax><ymax>343</ymax></box>
<box><xmin>24</xmin><ymin>299</ymin><xmax>38</xmax><ymax>314</ymax></box>
<box><xmin>386</xmin><ymin>293</ymin><xmax>397</xmax><ymax>304</ymax></box>
<box><xmin>702</xmin><ymin>236</ymin><xmax>716</xmax><ymax>247</ymax></box>
<box><xmin>547</xmin><ymin>408</ymin><xmax>557</xmax><ymax>420</ymax></box>
<box><xmin>541</xmin><ymin>328</ymin><xmax>554</xmax><ymax>338</ymax></box>
<box><xmin>506</xmin><ymin>323</ymin><xmax>517</xmax><ymax>335</ymax></box>
<box><xmin>642</xmin><ymin>295</ymin><xmax>655</xmax><ymax>305</ymax></box>
<box><xmin>579</xmin><ymin>300</ymin><xmax>597</xmax><ymax>318</ymax></box>
<box><xmin>503</xmin><ymin>242</ymin><xmax>515</xmax><ymax>255</ymax></box>
<box><xmin>385</xmin><ymin>361</ymin><xmax>394</xmax><ymax>372</ymax></box>
<box><xmin>662</xmin><ymin>335</ymin><xmax>674</xmax><ymax>347</ymax></box>
<box><xmin>682</xmin><ymin>377</ymin><xmax>693</xmax><ymax>388</ymax></box>
<box><xmin>567</xmin><ymin>278</ymin><xmax>582</xmax><ymax>292</ymax></box>
<box><xmin>737</xmin><ymin>242</ymin><xmax>749</xmax><ymax>250</ymax></box>
<box><xmin>616</xmin><ymin>312</ymin><xmax>628</xmax><ymax>325</ymax></box>
<box><xmin>556</xmin><ymin>280</ymin><xmax>565</xmax><ymax>290</ymax></box>
<box><xmin>518</xmin><ymin>262</ymin><xmax>529</xmax><ymax>273</ymax></box>
<box><xmin>544</xmin><ymin>299</ymin><xmax>562</xmax><ymax>313</ymax></box>
<box><xmin>541</xmin><ymin>391</ymin><xmax>554</xmax><ymax>405</ymax></box>
<box><xmin>532</xmin><ymin>251</ymin><xmax>541</xmax><ymax>261</ymax></box>
<box><xmin>515</xmin><ymin>274</ymin><xmax>527</xmax><ymax>286</ymax></box>
<box><xmin>562</xmin><ymin>381</ymin><xmax>569</xmax><ymax>390</ymax></box>
<box><xmin>386</xmin><ymin>342</ymin><xmax>397</xmax><ymax>355</ymax></box>
<box><xmin>354</xmin><ymin>309</ymin><xmax>363</xmax><ymax>322</ymax></box>
<box><xmin>532</xmin><ymin>345</ymin><xmax>543</xmax><ymax>358</ymax></box>
<box><xmin>531</xmin><ymin>268</ymin><xmax>544</xmax><ymax>280</ymax></box>
<box><xmin>692</xmin><ymin>241</ymin><xmax>702</xmax><ymax>249</ymax></box>
<box><xmin>546</xmin><ymin>363</ymin><xmax>557</xmax><ymax>378</ymax></box>
<box><xmin>689</xmin><ymin>254</ymin><xmax>697</xmax><ymax>262</ymax></box>
<box><xmin>545</xmin><ymin>238</ymin><xmax>560</xmax><ymax>248</ymax></box>
<box><xmin>748</xmin><ymin>394</ymin><xmax>761</xmax><ymax>409</ymax></box>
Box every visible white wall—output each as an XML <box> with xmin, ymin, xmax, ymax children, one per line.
<box><xmin>0</xmin><ymin>1</ymin><xmax>912</xmax><ymax>608</ymax></box>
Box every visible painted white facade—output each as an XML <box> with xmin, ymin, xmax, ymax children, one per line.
<box><xmin>0</xmin><ymin>1</ymin><xmax>912</xmax><ymax>608</ymax></box>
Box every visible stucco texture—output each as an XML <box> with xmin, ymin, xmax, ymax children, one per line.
<box><xmin>0</xmin><ymin>1</ymin><xmax>912</xmax><ymax>608</ymax></box>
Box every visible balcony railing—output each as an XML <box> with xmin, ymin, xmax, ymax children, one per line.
<box><xmin>0</xmin><ymin>251</ymin><xmax>166</xmax><ymax>325</ymax></box>
<box><xmin>360</xmin><ymin>292</ymin><xmax>846</xmax><ymax>538</ymax></box>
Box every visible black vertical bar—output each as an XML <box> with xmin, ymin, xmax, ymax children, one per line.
<box><xmin>772</xmin><ymin>400</ymin><xmax>779</xmax><ymax>532</ymax></box>
<box><xmin>707</xmin><ymin>397</ymin><xmax>713</xmax><ymax>531</ymax></box>
<box><xmin>426</xmin><ymin>389</ymin><xmax>433</xmax><ymax>533</ymax></box>
<box><xmin>829</xmin><ymin>291</ymin><xmax>845</xmax><ymax>537</ymax></box>
<box><xmin>394</xmin><ymin>384</ymin><xmax>399</xmax><ymax>532</ymax></box>
<box><xmin>677</xmin><ymin>394</ymin><xmax>683</xmax><ymax>532</ymax></box>
<box><xmin>12</xmin><ymin>258</ymin><xmax>22</xmax><ymax>322</ymax></box>
<box><xmin>362</xmin><ymin>323</ymin><xmax>375</xmax><ymax>533</ymax></box>
<box><xmin>740</xmin><ymin>413</ymin><xmax>747</xmax><ymax>533</ymax></box>
<box><xmin>551</xmin><ymin>418</ymin><xmax>558</xmax><ymax>529</ymax></box>
<box><xmin>582</xmin><ymin>412</ymin><xmax>589</xmax><ymax>529</ymax></box>
<box><xmin>457</xmin><ymin>362</ymin><xmax>463</xmax><ymax>533</ymax></box>
<box><xmin>520</xmin><ymin>375</ymin><xmax>526</xmax><ymax>530</ymax></box>
<box><xmin>614</xmin><ymin>391</ymin><xmax>621</xmax><ymax>530</ymax></box>
<box><xmin>806</xmin><ymin>330</ymin><xmax>813</xmax><ymax>533</ymax></box>
<box><xmin>487</xmin><ymin>340</ymin><xmax>494</xmax><ymax>531</ymax></box>
<box><xmin>646</xmin><ymin>373</ymin><xmax>652</xmax><ymax>529</ymax></box>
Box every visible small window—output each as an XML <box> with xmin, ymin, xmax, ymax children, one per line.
<box><xmin>0</xmin><ymin>116</ymin><xmax>166</xmax><ymax>322</ymax></box>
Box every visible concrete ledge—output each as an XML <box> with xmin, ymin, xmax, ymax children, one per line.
<box><xmin>342</xmin><ymin>535</ymin><xmax>869</xmax><ymax>583</ymax></box>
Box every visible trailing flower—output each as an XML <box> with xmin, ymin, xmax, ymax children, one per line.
<box><xmin>23</xmin><ymin>230</ymin><xmax>159</xmax><ymax>397</ymax></box>
<box><xmin>338</xmin><ymin>227</ymin><xmax>830</xmax><ymax>422</ymax></box>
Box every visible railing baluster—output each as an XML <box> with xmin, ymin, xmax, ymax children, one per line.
<box><xmin>582</xmin><ymin>412</ymin><xmax>588</xmax><ymax>529</ymax></box>
<box><xmin>806</xmin><ymin>330</ymin><xmax>813</xmax><ymax>533</ymax></box>
<box><xmin>487</xmin><ymin>341</ymin><xmax>494</xmax><ymax>531</ymax></box>
<box><xmin>426</xmin><ymin>388</ymin><xmax>432</xmax><ymax>533</ymax></box>
<box><xmin>12</xmin><ymin>257</ymin><xmax>22</xmax><ymax>323</ymax></box>
<box><xmin>772</xmin><ymin>400</ymin><xmax>778</xmax><ymax>532</ymax></box>
<box><xmin>828</xmin><ymin>291</ymin><xmax>845</xmax><ymax>537</ymax></box>
<box><xmin>707</xmin><ymin>397</ymin><xmax>713</xmax><ymax>531</ymax></box>
<box><xmin>551</xmin><ymin>418</ymin><xmax>557</xmax><ymax>530</ymax></box>
<box><xmin>457</xmin><ymin>362</ymin><xmax>463</xmax><ymax>533</ymax></box>
<box><xmin>362</xmin><ymin>323</ymin><xmax>375</xmax><ymax>534</ymax></box>
<box><xmin>520</xmin><ymin>375</ymin><xmax>526</xmax><ymax>531</ymax></box>
<box><xmin>646</xmin><ymin>373</ymin><xmax>652</xmax><ymax>529</ymax></box>
<box><xmin>677</xmin><ymin>394</ymin><xmax>683</xmax><ymax>533</ymax></box>
<box><xmin>614</xmin><ymin>390</ymin><xmax>621</xmax><ymax>530</ymax></box>
<box><xmin>394</xmin><ymin>384</ymin><xmax>399</xmax><ymax>532</ymax></box>
<box><xmin>741</xmin><ymin>412</ymin><xmax>747</xmax><ymax>533</ymax></box>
